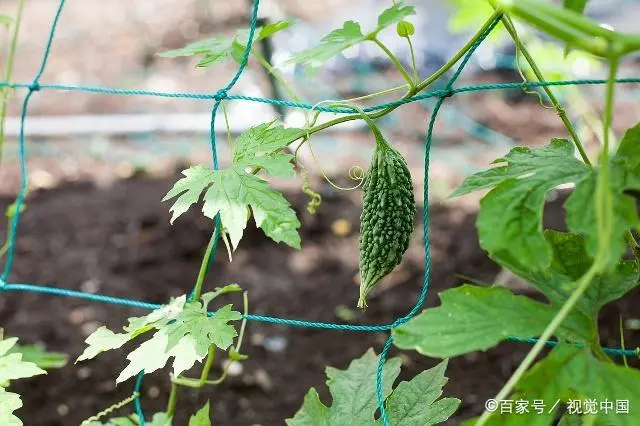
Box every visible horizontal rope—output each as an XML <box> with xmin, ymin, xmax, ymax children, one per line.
<box><xmin>0</xmin><ymin>77</ymin><xmax>638</xmax><ymax>115</ymax></box>
<box><xmin>0</xmin><ymin>280</ymin><xmax>635</xmax><ymax>356</ymax></box>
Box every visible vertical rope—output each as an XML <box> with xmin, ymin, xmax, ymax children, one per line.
<box><xmin>133</xmin><ymin>370</ymin><xmax>146</xmax><ymax>426</ymax></box>
<box><xmin>375</xmin><ymin>15</ymin><xmax>502</xmax><ymax>425</ymax></box>
<box><xmin>2</xmin><ymin>0</ymin><xmax>67</xmax><ymax>281</ymax></box>
<box><xmin>190</xmin><ymin>0</ymin><xmax>262</xmax><ymax>299</ymax></box>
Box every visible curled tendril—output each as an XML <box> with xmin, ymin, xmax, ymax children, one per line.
<box><xmin>301</xmin><ymin>169</ymin><xmax>322</xmax><ymax>214</ymax></box>
<box><xmin>80</xmin><ymin>392</ymin><xmax>139</xmax><ymax>425</ymax></box>
<box><xmin>289</xmin><ymin>100</ymin><xmax>369</xmax><ymax>193</ymax></box>
<box><xmin>508</xmin><ymin>16</ymin><xmax>554</xmax><ymax>110</ymax></box>
<box><xmin>348</xmin><ymin>165</ymin><xmax>365</xmax><ymax>181</ymax></box>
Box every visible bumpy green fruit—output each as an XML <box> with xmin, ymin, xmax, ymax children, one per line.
<box><xmin>358</xmin><ymin>138</ymin><xmax>415</xmax><ymax>308</ymax></box>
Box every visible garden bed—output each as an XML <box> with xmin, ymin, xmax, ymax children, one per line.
<box><xmin>0</xmin><ymin>174</ymin><xmax>637</xmax><ymax>425</ymax></box>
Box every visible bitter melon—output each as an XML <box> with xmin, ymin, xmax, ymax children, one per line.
<box><xmin>358</xmin><ymin>134</ymin><xmax>415</xmax><ymax>308</ymax></box>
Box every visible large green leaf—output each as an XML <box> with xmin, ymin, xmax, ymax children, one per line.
<box><xmin>392</xmin><ymin>284</ymin><xmax>591</xmax><ymax>358</ymax></box>
<box><xmin>493</xmin><ymin>231</ymin><xmax>638</xmax><ymax>320</ymax></box>
<box><xmin>451</xmin><ymin>139</ymin><xmax>590</xmax><ymax>271</ymax></box>
<box><xmin>77</xmin><ymin>293</ymin><xmax>241</xmax><ymax>384</ymax></box>
<box><xmin>383</xmin><ymin>360</ymin><xmax>461</xmax><ymax>426</ymax></box>
<box><xmin>507</xmin><ymin>346</ymin><xmax>639</xmax><ymax>426</ymax></box>
<box><xmin>287</xmin><ymin>2</ymin><xmax>414</xmax><ymax>68</ymax></box>
<box><xmin>164</xmin><ymin>165</ymin><xmax>301</xmax><ymax>250</ymax></box>
<box><xmin>0</xmin><ymin>389</ymin><xmax>22</xmax><ymax>426</ymax></box>
<box><xmin>158</xmin><ymin>21</ymin><xmax>291</xmax><ymax>67</ymax></box>
<box><xmin>164</xmin><ymin>122</ymin><xmax>302</xmax><ymax>251</ymax></box>
<box><xmin>287</xmin><ymin>349</ymin><xmax>459</xmax><ymax>425</ymax></box>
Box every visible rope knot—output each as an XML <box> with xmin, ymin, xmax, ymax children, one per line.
<box><xmin>29</xmin><ymin>81</ymin><xmax>41</xmax><ymax>92</ymax></box>
<box><xmin>390</xmin><ymin>317</ymin><xmax>410</xmax><ymax>329</ymax></box>
<box><xmin>214</xmin><ymin>89</ymin><xmax>228</xmax><ymax>101</ymax></box>
<box><xmin>440</xmin><ymin>87</ymin><xmax>454</xmax><ymax>99</ymax></box>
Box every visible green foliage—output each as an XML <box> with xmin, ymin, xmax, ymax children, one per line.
<box><xmin>392</xmin><ymin>284</ymin><xmax>591</xmax><ymax>358</ymax></box>
<box><xmin>158</xmin><ymin>21</ymin><xmax>291</xmax><ymax>67</ymax></box>
<box><xmin>164</xmin><ymin>122</ymin><xmax>302</xmax><ymax>251</ymax></box>
<box><xmin>452</xmin><ymin>139</ymin><xmax>590</xmax><ymax>270</ymax></box>
<box><xmin>0</xmin><ymin>15</ymin><xmax>11</xmax><ymax>27</ymax></box>
<box><xmin>8</xmin><ymin>343</ymin><xmax>68</xmax><ymax>369</ymax></box>
<box><xmin>77</xmin><ymin>291</ymin><xmax>241</xmax><ymax>384</ymax></box>
<box><xmin>287</xmin><ymin>2</ymin><xmax>414</xmax><ymax>69</ymax></box>
<box><xmin>286</xmin><ymin>349</ymin><xmax>459</xmax><ymax>426</ymax></box>
<box><xmin>189</xmin><ymin>401</ymin><xmax>212</xmax><ymax>426</ymax></box>
<box><xmin>563</xmin><ymin>0</ymin><xmax>589</xmax><ymax>15</ymax></box>
<box><xmin>0</xmin><ymin>336</ymin><xmax>46</xmax><ymax>426</ymax></box>
<box><xmin>451</xmin><ymin>132</ymin><xmax>640</xmax><ymax>272</ymax></box>
<box><xmin>447</xmin><ymin>0</ymin><xmax>506</xmax><ymax>42</ymax></box>
<box><xmin>468</xmin><ymin>345</ymin><xmax>640</xmax><ymax>425</ymax></box>
<box><xmin>358</xmin><ymin>138</ymin><xmax>415</xmax><ymax>308</ymax></box>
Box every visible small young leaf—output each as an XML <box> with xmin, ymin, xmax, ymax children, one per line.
<box><xmin>451</xmin><ymin>139</ymin><xmax>590</xmax><ymax>271</ymax></box>
<box><xmin>287</xmin><ymin>349</ymin><xmax>459</xmax><ymax>426</ymax></box>
<box><xmin>376</xmin><ymin>3</ymin><xmax>416</xmax><ymax>30</ymax></box>
<box><xmin>164</xmin><ymin>304</ymin><xmax>241</xmax><ymax>356</ymax></box>
<box><xmin>0</xmin><ymin>389</ymin><xmax>23</xmax><ymax>426</ymax></box>
<box><xmin>392</xmin><ymin>284</ymin><xmax>590</xmax><ymax>358</ymax></box>
<box><xmin>288</xmin><ymin>21</ymin><xmax>365</xmax><ymax>68</ymax></box>
<box><xmin>287</xmin><ymin>2</ymin><xmax>414</xmax><ymax>68</ymax></box>
<box><xmin>158</xmin><ymin>21</ymin><xmax>291</xmax><ymax>67</ymax></box>
<box><xmin>232</xmin><ymin>121</ymin><xmax>302</xmax><ymax>178</ymax></box>
<box><xmin>189</xmin><ymin>401</ymin><xmax>212</xmax><ymax>426</ymax></box>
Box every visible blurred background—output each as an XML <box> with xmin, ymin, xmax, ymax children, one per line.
<box><xmin>1</xmin><ymin>0</ymin><xmax>640</xmax><ymax>425</ymax></box>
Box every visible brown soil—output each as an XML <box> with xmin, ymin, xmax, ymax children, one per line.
<box><xmin>0</xmin><ymin>175</ymin><xmax>638</xmax><ymax>425</ymax></box>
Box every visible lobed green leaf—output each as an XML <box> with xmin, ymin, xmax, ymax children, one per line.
<box><xmin>392</xmin><ymin>284</ymin><xmax>591</xmax><ymax>358</ymax></box>
<box><xmin>158</xmin><ymin>21</ymin><xmax>291</xmax><ymax>67</ymax></box>
<box><xmin>451</xmin><ymin>139</ymin><xmax>589</xmax><ymax>271</ymax></box>
<box><xmin>189</xmin><ymin>401</ymin><xmax>212</xmax><ymax>426</ymax></box>
<box><xmin>287</xmin><ymin>349</ymin><xmax>459</xmax><ymax>425</ymax></box>
<box><xmin>287</xmin><ymin>2</ymin><xmax>414</xmax><ymax>69</ymax></box>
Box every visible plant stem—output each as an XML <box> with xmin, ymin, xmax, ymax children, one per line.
<box><xmin>477</xmin><ymin>264</ymin><xmax>600</xmax><ymax>425</ymax></box>
<box><xmin>282</xmin><ymin>10</ymin><xmax>503</xmax><ymax>146</ymax></box>
<box><xmin>197</xmin><ymin>345</ymin><xmax>216</xmax><ymax>386</ymax></box>
<box><xmin>191</xmin><ymin>230</ymin><xmax>218</xmax><ymax>301</ymax></box>
<box><xmin>602</xmin><ymin>57</ymin><xmax>619</xmax><ymax>156</ymax></box>
<box><xmin>0</xmin><ymin>0</ymin><xmax>26</xmax><ymax>166</ymax></box>
<box><xmin>499</xmin><ymin>14</ymin><xmax>591</xmax><ymax>165</ymax></box>
<box><xmin>405</xmin><ymin>35</ymin><xmax>419</xmax><ymax>84</ymax></box>
<box><xmin>253</xmin><ymin>50</ymin><xmax>302</xmax><ymax>102</ymax></box>
<box><xmin>372</xmin><ymin>37</ymin><xmax>414</xmax><ymax>87</ymax></box>
<box><xmin>166</xmin><ymin>382</ymin><xmax>178</xmax><ymax>418</ymax></box>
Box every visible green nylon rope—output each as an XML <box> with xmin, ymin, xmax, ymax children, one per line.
<box><xmin>0</xmin><ymin>1</ymin><xmax>638</xmax><ymax>425</ymax></box>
